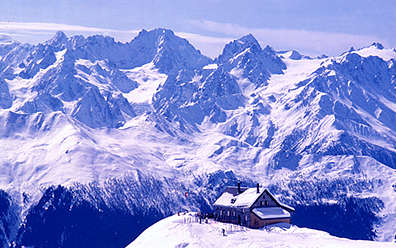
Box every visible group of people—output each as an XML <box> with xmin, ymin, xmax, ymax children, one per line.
<box><xmin>196</xmin><ymin>212</ymin><xmax>210</xmax><ymax>224</ymax></box>
<box><xmin>177</xmin><ymin>211</ymin><xmax>210</xmax><ymax>224</ymax></box>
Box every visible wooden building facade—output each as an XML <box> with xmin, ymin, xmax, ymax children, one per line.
<box><xmin>213</xmin><ymin>183</ymin><xmax>294</xmax><ymax>229</ymax></box>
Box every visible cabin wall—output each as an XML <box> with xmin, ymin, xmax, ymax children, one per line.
<box><xmin>249</xmin><ymin>212</ymin><xmax>290</xmax><ymax>229</ymax></box>
<box><xmin>214</xmin><ymin>207</ymin><xmax>250</xmax><ymax>226</ymax></box>
<box><xmin>250</xmin><ymin>191</ymin><xmax>278</xmax><ymax>209</ymax></box>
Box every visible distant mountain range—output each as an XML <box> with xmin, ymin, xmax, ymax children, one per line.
<box><xmin>0</xmin><ymin>28</ymin><xmax>395</xmax><ymax>247</ymax></box>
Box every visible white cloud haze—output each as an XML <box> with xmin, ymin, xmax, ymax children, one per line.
<box><xmin>190</xmin><ymin>20</ymin><xmax>387</xmax><ymax>56</ymax></box>
<box><xmin>0</xmin><ymin>21</ymin><xmax>139</xmax><ymax>43</ymax></box>
<box><xmin>0</xmin><ymin>21</ymin><xmax>231</xmax><ymax>57</ymax></box>
<box><xmin>0</xmin><ymin>21</ymin><xmax>390</xmax><ymax>58</ymax></box>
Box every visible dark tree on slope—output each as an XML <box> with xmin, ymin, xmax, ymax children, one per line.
<box><xmin>15</xmin><ymin>186</ymin><xmax>163</xmax><ymax>248</ymax></box>
<box><xmin>291</xmin><ymin>197</ymin><xmax>383</xmax><ymax>240</ymax></box>
<box><xmin>0</xmin><ymin>190</ymin><xmax>19</xmax><ymax>248</ymax></box>
<box><xmin>269</xmin><ymin>179</ymin><xmax>385</xmax><ymax>240</ymax></box>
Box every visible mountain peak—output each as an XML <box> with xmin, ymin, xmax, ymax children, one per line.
<box><xmin>238</xmin><ymin>34</ymin><xmax>260</xmax><ymax>47</ymax></box>
<box><xmin>0</xmin><ymin>34</ymin><xmax>15</xmax><ymax>44</ymax></box>
<box><xmin>263</xmin><ymin>45</ymin><xmax>275</xmax><ymax>54</ymax></box>
<box><xmin>217</xmin><ymin>34</ymin><xmax>262</xmax><ymax>63</ymax></box>
<box><xmin>343</xmin><ymin>42</ymin><xmax>395</xmax><ymax>61</ymax></box>
<box><xmin>129</xmin><ymin>28</ymin><xmax>210</xmax><ymax>72</ymax></box>
<box><xmin>371</xmin><ymin>42</ymin><xmax>384</xmax><ymax>50</ymax></box>
<box><xmin>134</xmin><ymin>28</ymin><xmax>176</xmax><ymax>42</ymax></box>
<box><xmin>289</xmin><ymin>50</ymin><xmax>302</xmax><ymax>60</ymax></box>
<box><xmin>47</xmin><ymin>31</ymin><xmax>68</xmax><ymax>47</ymax></box>
<box><xmin>152</xmin><ymin>28</ymin><xmax>175</xmax><ymax>36</ymax></box>
<box><xmin>55</xmin><ymin>31</ymin><xmax>67</xmax><ymax>38</ymax></box>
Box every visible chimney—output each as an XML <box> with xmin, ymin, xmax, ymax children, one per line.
<box><xmin>256</xmin><ymin>183</ymin><xmax>260</xmax><ymax>193</ymax></box>
<box><xmin>238</xmin><ymin>182</ymin><xmax>241</xmax><ymax>194</ymax></box>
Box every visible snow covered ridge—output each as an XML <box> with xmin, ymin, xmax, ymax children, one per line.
<box><xmin>127</xmin><ymin>213</ymin><xmax>395</xmax><ymax>248</ymax></box>
<box><xmin>0</xmin><ymin>28</ymin><xmax>395</xmax><ymax>247</ymax></box>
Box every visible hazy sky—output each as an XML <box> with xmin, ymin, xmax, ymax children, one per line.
<box><xmin>0</xmin><ymin>0</ymin><xmax>395</xmax><ymax>57</ymax></box>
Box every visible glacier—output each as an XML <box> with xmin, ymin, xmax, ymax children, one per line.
<box><xmin>0</xmin><ymin>28</ymin><xmax>395</xmax><ymax>247</ymax></box>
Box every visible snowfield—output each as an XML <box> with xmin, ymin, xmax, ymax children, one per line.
<box><xmin>127</xmin><ymin>213</ymin><xmax>395</xmax><ymax>248</ymax></box>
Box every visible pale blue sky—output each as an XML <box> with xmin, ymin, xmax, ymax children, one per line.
<box><xmin>0</xmin><ymin>0</ymin><xmax>395</xmax><ymax>57</ymax></box>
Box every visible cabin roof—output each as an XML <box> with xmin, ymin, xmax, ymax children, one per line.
<box><xmin>214</xmin><ymin>187</ymin><xmax>260</xmax><ymax>208</ymax></box>
<box><xmin>213</xmin><ymin>186</ymin><xmax>295</xmax><ymax>212</ymax></box>
<box><xmin>252</xmin><ymin>207</ymin><xmax>291</xmax><ymax>220</ymax></box>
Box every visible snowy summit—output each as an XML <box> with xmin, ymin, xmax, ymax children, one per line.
<box><xmin>127</xmin><ymin>213</ymin><xmax>395</xmax><ymax>248</ymax></box>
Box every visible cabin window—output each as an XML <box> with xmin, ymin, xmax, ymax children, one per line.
<box><xmin>227</xmin><ymin>210</ymin><xmax>230</xmax><ymax>216</ymax></box>
<box><xmin>265</xmin><ymin>200</ymin><xmax>268</xmax><ymax>206</ymax></box>
<box><xmin>245</xmin><ymin>215</ymin><xmax>248</xmax><ymax>222</ymax></box>
<box><xmin>260</xmin><ymin>201</ymin><xmax>263</xmax><ymax>206</ymax></box>
<box><xmin>220</xmin><ymin>210</ymin><xmax>222</xmax><ymax>216</ymax></box>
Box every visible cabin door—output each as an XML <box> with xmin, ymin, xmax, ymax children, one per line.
<box><xmin>238</xmin><ymin>215</ymin><xmax>241</xmax><ymax>225</ymax></box>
